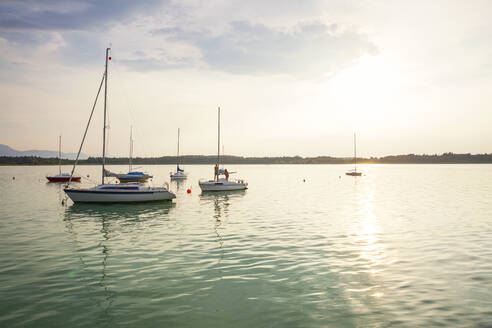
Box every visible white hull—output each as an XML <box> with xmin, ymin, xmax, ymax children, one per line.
<box><xmin>64</xmin><ymin>184</ymin><xmax>175</xmax><ymax>203</ymax></box>
<box><xmin>199</xmin><ymin>179</ymin><xmax>247</xmax><ymax>191</ymax></box>
<box><xmin>170</xmin><ymin>172</ymin><xmax>187</xmax><ymax>179</ymax></box>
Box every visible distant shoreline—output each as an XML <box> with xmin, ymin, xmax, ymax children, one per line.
<box><xmin>1</xmin><ymin>152</ymin><xmax>492</xmax><ymax>165</ymax></box>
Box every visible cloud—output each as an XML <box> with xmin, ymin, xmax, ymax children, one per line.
<box><xmin>0</xmin><ymin>0</ymin><xmax>165</xmax><ymax>30</ymax></box>
<box><xmin>0</xmin><ymin>1</ymin><xmax>377</xmax><ymax>79</ymax></box>
<box><xmin>154</xmin><ymin>20</ymin><xmax>378</xmax><ymax>77</ymax></box>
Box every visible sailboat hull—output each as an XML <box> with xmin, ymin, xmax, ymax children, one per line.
<box><xmin>116</xmin><ymin>176</ymin><xmax>150</xmax><ymax>183</ymax></box>
<box><xmin>64</xmin><ymin>188</ymin><xmax>175</xmax><ymax>203</ymax></box>
<box><xmin>170</xmin><ymin>172</ymin><xmax>187</xmax><ymax>179</ymax></box>
<box><xmin>345</xmin><ymin>172</ymin><xmax>362</xmax><ymax>176</ymax></box>
<box><xmin>199</xmin><ymin>179</ymin><xmax>247</xmax><ymax>191</ymax></box>
<box><xmin>47</xmin><ymin>176</ymin><xmax>81</xmax><ymax>182</ymax></box>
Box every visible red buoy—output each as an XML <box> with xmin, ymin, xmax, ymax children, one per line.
<box><xmin>187</xmin><ymin>189</ymin><xmax>191</xmax><ymax>194</ymax></box>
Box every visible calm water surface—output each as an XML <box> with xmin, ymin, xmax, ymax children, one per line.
<box><xmin>0</xmin><ymin>164</ymin><xmax>491</xmax><ymax>327</ymax></box>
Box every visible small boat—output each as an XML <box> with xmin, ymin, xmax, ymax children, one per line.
<box><xmin>112</xmin><ymin>126</ymin><xmax>152</xmax><ymax>183</ymax></box>
<box><xmin>170</xmin><ymin>128</ymin><xmax>187</xmax><ymax>179</ymax></box>
<box><xmin>47</xmin><ymin>173</ymin><xmax>81</xmax><ymax>182</ymax></box>
<box><xmin>199</xmin><ymin>176</ymin><xmax>248</xmax><ymax>191</ymax></box>
<box><xmin>346</xmin><ymin>133</ymin><xmax>362</xmax><ymax>176</ymax></box>
<box><xmin>112</xmin><ymin>171</ymin><xmax>152</xmax><ymax>183</ymax></box>
<box><xmin>64</xmin><ymin>48</ymin><xmax>175</xmax><ymax>203</ymax></box>
<box><xmin>46</xmin><ymin>135</ymin><xmax>81</xmax><ymax>182</ymax></box>
<box><xmin>199</xmin><ymin>107</ymin><xmax>247</xmax><ymax>192</ymax></box>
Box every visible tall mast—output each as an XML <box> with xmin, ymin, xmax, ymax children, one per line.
<box><xmin>58</xmin><ymin>135</ymin><xmax>61</xmax><ymax>175</ymax></box>
<box><xmin>129</xmin><ymin>126</ymin><xmax>133</xmax><ymax>172</ymax></box>
<box><xmin>354</xmin><ymin>133</ymin><xmax>357</xmax><ymax>172</ymax></box>
<box><xmin>102</xmin><ymin>47</ymin><xmax>109</xmax><ymax>185</ymax></box>
<box><xmin>217</xmin><ymin>107</ymin><xmax>220</xmax><ymax>166</ymax></box>
<box><xmin>177</xmin><ymin>128</ymin><xmax>180</xmax><ymax>169</ymax></box>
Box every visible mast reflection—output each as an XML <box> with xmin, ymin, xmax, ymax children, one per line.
<box><xmin>200</xmin><ymin>191</ymin><xmax>245</xmax><ymax>267</ymax></box>
<box><xmin>63</xmin><ymin>202</ymin><xmax>175</xmax><ymax>325</ymax></box>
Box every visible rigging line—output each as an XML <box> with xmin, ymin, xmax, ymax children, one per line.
<box><xmin>106</xmin><ymin>113</ymin><xmax>110</xmax><ymax>158</ymax></box>
<box><xmin>67</xmin><ymin>72</ymin><xmax>105</xmax><ymax>186</ymax></box>
<box><xmin>111</xmin><ymin>54</ymin><xmax>151</xmax><ymax>158</ymax></box>
<box><xmin>105</xmin><ymin>58</ymin><xmax>111</xmax><ymax>159</ymax></box>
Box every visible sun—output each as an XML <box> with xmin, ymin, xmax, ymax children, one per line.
<box><xmin>318</xmin><ymin>54</ymin><xmax>405</xmax><ymax>131</ymax></box>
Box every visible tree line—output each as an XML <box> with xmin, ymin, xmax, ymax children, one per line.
<box><xmin>2</xmin><ymin>152</ymin><xmax>492</xmax><ymax>165</ymax></box>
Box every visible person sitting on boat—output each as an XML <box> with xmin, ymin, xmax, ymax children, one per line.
<box><xmin>225</xmin><ymin>169</ymin><xmax>229</xmax><ymax>181</ymax></box>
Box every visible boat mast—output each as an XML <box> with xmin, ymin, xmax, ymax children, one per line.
<box><xmin>58</xmin><ymin>135</ymin><xmax>62</xmax><ymax>175</ymax></box>
<box><xmin>177</xmin><ymin>128</ymin><xmax>180</xmax><ymax>169</ymax></box>
<box><xmin>102</xmin><ymin>47</ymin><xmax>109</xmax><ymax>185</ymax></box>
<box><xmin>129</xmin><ymin>126</ymin><xmax>133</xmax><ymax>172</ymax></box>
<box><xmin>217</xmin><ymin>107</ymin><xmax>220</xmax><ymax>166</ymax></box>
<box><xmin>354</xmin><ymin>133</ymin><xmax>357</xmax><ymax>173</ymax></box>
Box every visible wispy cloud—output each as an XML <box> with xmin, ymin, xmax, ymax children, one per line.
<box><xmin>150</xmin><ymin>20</ymin><xmax>377</xmax><ymax>77</ymax></box>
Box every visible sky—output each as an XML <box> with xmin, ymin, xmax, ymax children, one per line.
<box><xmin>0</xmin><ymin>0</ymin><xmax>491</xmax><ymax>158</ymax></box>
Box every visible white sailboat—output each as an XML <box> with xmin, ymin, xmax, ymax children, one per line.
<box><xmin>64</xmin><ymin>48</ymin><xmax>175</xmax><ymax>203</ymax></box>
<box><xmin>46</xmin><ymin>135</ymin><xmax>81</xmax><ymax>182</ymax></box>
<box><xmin>346</xmin><ymin>133</ymin><xmax>362</xmax><ymax>176</ymax></box>
<box><xmin>199</xmin><ymin>107</ymin><xmax>247</xmax><ymax>191</ymax></box>
<box><xmin>106</xmin><ymin>126</ymin><xmax>153</xmax><ymax>183</ymax></box>
<box><xmin>170</xmin><ymin>128</ymin><xmax>187</xmax><ymax>179</ymax></box>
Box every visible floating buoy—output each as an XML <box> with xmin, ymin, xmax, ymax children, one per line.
<box><xmin>187</xmin><ymin>189</ymin><xmax>191</xmax><ymax>194</ymax></box>
<box><xmin>303</xmin><ymin>179</ymin><xmax>305</xmax><ymax>182</ymax></box>
<box><xmin>12</xmin><ymin>177</ymin><xmax>15</xmax><ymax>180</ymax></box>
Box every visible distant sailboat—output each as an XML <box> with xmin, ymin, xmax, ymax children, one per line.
<box><xmin>64</xmin><ymin>48</ymin><xmax>175</xmax><ymax>203</ymax></box>
<box><xmin>346</xmin><ymin>133</ymin><xmax>362</xmax><ymax>176</ymax></box>
<box><xmin>46</xmin><ymin>135</ymin><xmax>81</xmax><ymax>182</ymax></box>
<box><xmin>108</xmin><ymin>126</ymin><xmax>152</xmax><ymax>183</ymax></box>
<box><xmin>170</xmin><ymin>128</ymin><xmax>187</xmax><ymax>179</ymax></box>
<box><xmin>199</xmin><ymin>107</ymin><xmax>247</xmax><ymax>191</ymax></box>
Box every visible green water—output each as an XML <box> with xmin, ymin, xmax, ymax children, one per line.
<box><xmin>1</xmin><ymin>164</ymin><xmax>491</xmax><ymax>327</ymax></box>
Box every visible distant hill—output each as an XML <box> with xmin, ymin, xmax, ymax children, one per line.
<box><xmin>0</xmin><ymin>144</ymin><xmax>88</xmax><ymax>160</ymax></box>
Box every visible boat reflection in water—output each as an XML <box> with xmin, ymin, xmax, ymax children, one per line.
<box><xmin>170</xmin><ymin>177</ymin><xmax>186</xmax><ymax>192</ymax></box>
<box><xmin>63</xmin><ymin>202</ymin><xmax>175</xmax><ymax>325</ymax></box>
<box><xmin>199</xmin><ymin>190</ymin><xmax>246</xmax><ymax>221</ymax></box>
<box><xmin>199</xmin><ymin>191</ymin><xmax>246</xmax><ymax>268</ymax></box>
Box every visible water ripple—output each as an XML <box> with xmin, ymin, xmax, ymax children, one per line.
<box><xmin>1</xmin><ymin>164</ymin><xmax>492</xmax><ymax>327</ymax></box>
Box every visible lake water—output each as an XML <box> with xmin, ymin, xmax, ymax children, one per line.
<box><xmin>0</xmin><ymin>164</ymin><xmax>491</xmax><ymax>327</ymax></box>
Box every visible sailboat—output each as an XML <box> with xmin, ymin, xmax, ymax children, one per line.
<box><xmin>46</xmin><ymin>135</ymin><xmax>81</xmax><ymax>182</ymax></box>
<box><xmin>346</xmin><ymin>133</ymin><xmax>362</xmax><ymax>176</ymax></box>
<box><xmin>199</xmin><ymin>107</ymin><xmax>248</xmax><ymax>191</ymax></box>
<box><xmin>170</xmin><ymin>128</ymin><xmax>187</xmax><ymax>179</ymax></box>
<box><xmin>64</xmin><ymin>48</ymin><xmax>175</xmax><ymax>203</ymax></box>
<box><xmin>106</xmin><ymin>126</ymin><xmax>152</xmax><ymax>183</ymax></box>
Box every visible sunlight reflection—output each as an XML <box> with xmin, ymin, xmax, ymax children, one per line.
<box><xmin>355</xmin><ymin>187</ymin><xmax>386</xmax><ymax>268</ymax></box>
<box><xmin>350</xmin><ymin>182</ymin><xmax>388</xmax><ymax>303</ymax></box>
